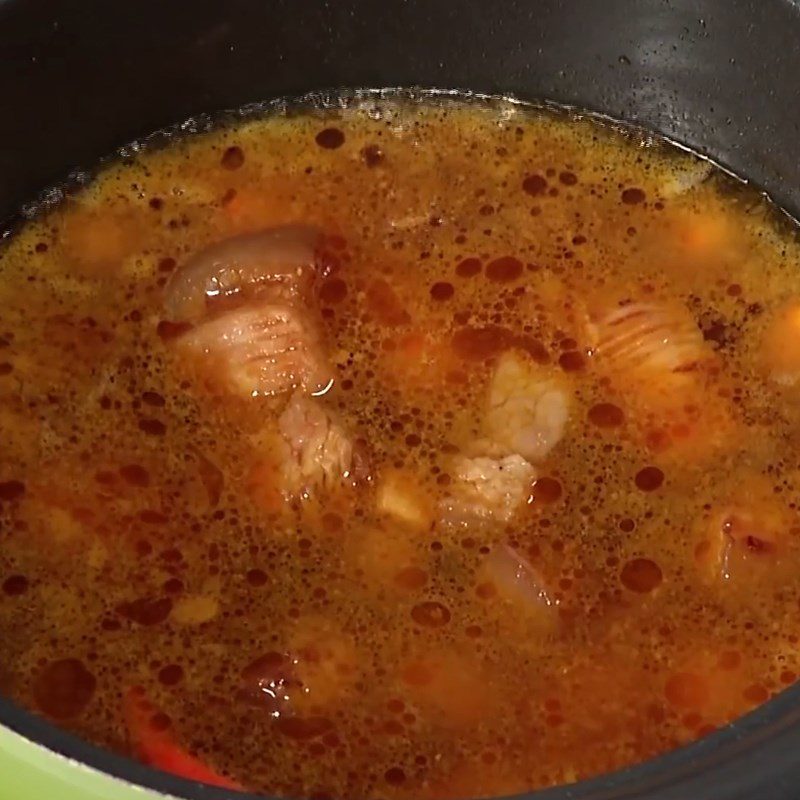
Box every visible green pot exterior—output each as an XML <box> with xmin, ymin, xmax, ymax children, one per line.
<box><xmin>0</xmin><ymin>723</ymin><xmax>168</xmax><ymax>800</ymax></box>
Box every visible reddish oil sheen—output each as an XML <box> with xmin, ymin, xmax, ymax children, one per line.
<box><xmin>315</xmin><ymin>128</ymin><xmax>345</xmax><ymax>150</ymax></box>
<box><xmin>455</xmin><ymin>258</ymin><xmax>482</xmax><ymax>278</ymax></box>
<box><xmin>451</xmin><ymin>325</ymin><xmax>511</xmax><ymax>360</ymax></box>
<box><xmin>622</xmin><ymin>187</ymin><xmax>646</xmax><ymax>204</ymax></box>
<box><xmin>588</xmin><ymin>403</ymin><xmax>625</xmax><ymax>427</ymax></box>
<box><xmin>221</xmin><ymin>146</ymin><xmax>245</xmax><ymax>170</ymax></box>
<box><xmin>620</xmin><ymin>559</ymin><xmax>663</xmax><ymax>593</ymax></box>
<box><xmin>430</xmin><ymin>282</ymin><xmax>455</xmax><ymax>301</ymax></box>
<box><xmin>33</xmin><ymin>659</ymin><xmax>96</xmax><ymax>719</ymax></box>
<box><xmin>635</xmin><ymin>466</ymin><xmax>665</xmax><ymax>491</ymax></box>
<box><xmin>411</xmin><ymin>602</ymin><xmax>451</xmax><ymax>627</ymax></box>
<box><xmin>522</xmin><ymin>174</ymin><xmax>548</xmax><ymax>196</ymax></box>
<box><xmin>320</xmin><ymin>279</ymin><xmax>348</xmax><ymax>304</ymax></box>
<box><xmin>531</xmin><ymin>477</ymin><xmax>562</xmax><ymax>505</ymax></box>
<box><xmin>485</xmin><ymin>257</ymin><xmax>523</xmax><ymax>283</ymax></box>
<box><xmin>366</xmin><ymin>280</ymin><xmax>411</xmax><ymax>326</ymax></box>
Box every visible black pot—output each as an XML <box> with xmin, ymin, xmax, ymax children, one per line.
<box><xmin>1</xmin><ymin>1</ymin><xmax>800</xmax><ymax>798</ymax></box>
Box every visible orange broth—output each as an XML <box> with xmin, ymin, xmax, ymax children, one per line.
<box><xmin>1</xmin><ymin>95</ymin><xmax>800</xmax><ymax>798</ymax></box>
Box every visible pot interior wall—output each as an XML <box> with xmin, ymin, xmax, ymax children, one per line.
<box><xmin>1</xmin><ymin>0</ymin><xmax>800</xmax><ymax>223</ymax></box>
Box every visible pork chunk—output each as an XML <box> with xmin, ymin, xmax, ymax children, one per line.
<box><xmin>485</xmin><ymin>350</ymin><xmax>570</xmax><ymax>463</ymax></box>
<box><xmin>440</xmin><ymin>454</ymin><xmax>536</xmax><ymax>527</ymax></box>
<box><xmin>179</xmin><ymin>301</ymin><xmax>334</xmax><ymax>398</ymax></box>
<box><xmin>278</xmin><ymin>392</ymin><xmax>354</xmax><ymax>496</ymax></box>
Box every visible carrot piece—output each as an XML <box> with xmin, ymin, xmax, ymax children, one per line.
<box><xmin>60</xmin><ymin>210</ymin><xmax>142</xmax><ymax>276</ymax></box>
<box><xmin>395</xmin><ymin>331</ymin><xmax>426</xmax><ymax>360</ymax></box>
<box><xmin>379</xmin><ymin>328</ymin><xmax>463</xmax><ymax>391</ymax></box>
<box><xmin>366</xmin><ymin>279</ymin><xmax>411</xmax><ymax>326</ymax></box>
<box><xmin>223</xmin><ymin>188</ymin><xmax>280</xmax><ymax>232</ymax></box>
<box><xmin>123</xmin><ymin>687</ymin><xmax>242</xmax><ymax>790</ymax></box>
<box><xmin>246</xmin><ymin>458</ymin><xmax>284</xmax><ymax>513</ymax></box>
<box><xmin>376</xmin><ymin>469</ymin><xmax>434</xmax><ymax>532</ymax></box>
<box><xmin>398</xmin><ymin>650</ymin><xmax>490</xmax><ymax>729</ymax></box>
<box><xmin>762</xmin><ymin>301</ymin><xmax>800</xmax><ymax>384</ymax></box>
<box><xmin>679</xmin><ymin>210</ymin><xmax>730</xmax><ymax>255</ymax></box>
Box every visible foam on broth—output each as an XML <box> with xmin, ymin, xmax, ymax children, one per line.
<box><xmin>1</xmin><ymin>93</ymin><xmax>800</xmax><ymax>798</ymax></box>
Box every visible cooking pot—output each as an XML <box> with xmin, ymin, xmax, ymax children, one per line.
<box><xmin>2</xmin><ymin>0</ymin><xmax>800</xmax><ymax>798</ymax></box>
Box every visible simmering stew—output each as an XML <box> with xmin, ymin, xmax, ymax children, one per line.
<box><xmin>1</xmin><ymin>95</ymin><xmax>800</xmax><ymax>798</ymax></box>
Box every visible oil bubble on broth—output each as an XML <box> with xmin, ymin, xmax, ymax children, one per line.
<box><xmin>1</xmin><ymin>91</ymin><xmax>800</xmax><ymax>799</ymax></box>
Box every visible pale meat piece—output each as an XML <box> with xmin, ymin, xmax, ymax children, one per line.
<box><xmin>695</xmin><ymin>477</ymin><xmax>792</xmax><ymax>587</ymax></box>
<box><xmin>655</xmin><ymin>157</ymin><xmax>714</xmax><ymax>199</ymax></box>
<box><xmin>588</xmin><ymin>301</ymin><xmax>711</xmax><ymax>380</ymax></box>
<box><xmin>484</xmin><ymin>350</ymin><xmax>570</xmax><ymax>463</ymax></box>
<box><xmin>480</xmin><ymin>544</ymin><xmax>558</xmax><ymax>631</ymax></box>
<box><xmin>179</xmin><ymin>301</ymin><xmax>334</xmax><ymax>398</ymax></box>
<box><xmin>584</xmin><ymin>298</ymin><xmax>738</xmax><ymax>463</ymax></box>
<box><xmin>761</xmin><ymin>300</ymin><xmax>800</xmax><ymax>386</ymax></box>
<box><xmin>164</xmin><ymin>224</ymin><xmax>321</xmax><ymax>320</ymax></box>
<box><xmin>278</xmin><ymin>392</ymin><xmax>354</xmax><ymax>496</ymax></box>
<box><xmin>376</xmin><ymin>469</ymin><xmax>434</xmax><ymax>532</ymax></box>
<box><xmin>163</xmin><ymin>224</ymin><xmax>334</xmax><ymax>399</ymax></box>
<box><xmin>440</xmin><ymin>454</ymin><xmax>535</xmax><ymax>527</ymax></box>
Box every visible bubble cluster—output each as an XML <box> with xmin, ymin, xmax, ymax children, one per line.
<box><xmin>0</xmin><ymin>92</ymin><xmax>798</xmax><ymax>799</ymax></box>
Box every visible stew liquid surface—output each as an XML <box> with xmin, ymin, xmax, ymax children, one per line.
<box><xmin>1</xmin><ymin>96</ymin><xmax>800</xmax><ymax>798</ymax></box>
